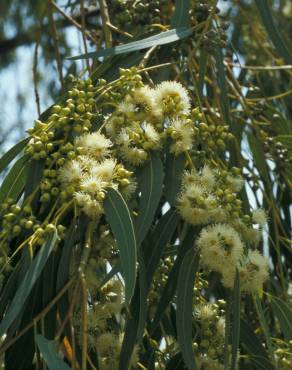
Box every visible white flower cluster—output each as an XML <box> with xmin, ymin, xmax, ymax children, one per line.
<box><xmin>177</xmin><ymin>165</ymin><xmax>269</xmax><ymax>292</ymax></box>
<box><xmin>59</xmin><ymin>132</ymin><xmax>136</xmax><ymax>218</ymax></box>
<box><xmin>106</xmin><ymin>81</ymin><xmax>195</xmax><ymax>166</ymax></box>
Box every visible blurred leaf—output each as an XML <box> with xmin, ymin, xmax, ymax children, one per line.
<box><xmin>171</xmin><ymin>0</ymin><xmax>190</xmax><ymax>27</ymax></box>
<box><xmin>118</xmin><ymin>272</ymin><xmax>141</xmax><ymax>370</ymax></box>
<box><xmin>144</xmin><ymin>208</ymin><xmax>180</xmax><ymax>280</ymax></box>
<box><xmin>151</xmin><ymin>228</ymin><xmax>196</xmax><ymax>333</ymax></box>
<box><xmin>164</xmin><ymin>152</ymin><xmax>185</xmax><ymax>206</ymax></box>
<box><xmin>35</xmin><ymin>334</ymin><xmax>71</xmax><ymax>370</ymax></box>
<box><xmin>230</xmin><ymin>270</ymin><xmax>240</xmax><ymax>370</ymax></box>
<box><xmin>255</xmin><ymin>1</ymin><xmax>292</xmax><ymax>64</ymax></box>
<box><xmin>254</xmin><ymin>295</ymin><xmax>274</xmax><ymax>359</ymax></box>
<box><xmin>136</xmin><ymin>152</ymin><xmax>164</xmax><ymax>246</ymax></box>
<box><xmin>104</xmin><ymin>188</ymin><xmax>137</xmax><ymax>302</ymax></box>
<box><xmin>69</xmin><ymin>28</ymin><xmax>193</xmax><ymax>60</ymax></box>
<box><xmin>0</xmin><ymin>230</ymin><xmax>58</xmax><ymax>337</ymax></box>
<box><xmin>270</xmin><ymin>296</ymin><xmax>292</xmax><ymax>340</ymax></box>
<box><xmin>248</xmin><ymin>132</ymin><xmax>269</xmax><ymax>181</ymax></box>
<box><xmin>240</xmin><ymin>319</ymin><xmax>275</xmax><ymax>370</ymax></box>
<box><xmin>176</xmin><ymin>247</ymin><xmax>199</xmax><ymax>370</ymax></box>
<box><xmin>0</xmin><ymin>154</ymin><xmax>29</xmax><ymax>203</ymax></box>
<box><xmin>0</xmin><ymin>138</ymin><xmax>29</xmax><ymax>175</ymax></box>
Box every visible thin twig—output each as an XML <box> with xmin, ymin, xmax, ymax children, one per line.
<box><xmin>0</xmin><ymin>278</ymin><xmax>75</xmax><ymax>355</ymax></box>
<box><xmin>80</xmin><ymin>0</ymin><xmax>91</xmax><ymax>72</ymax></box>
<box><xmin>98</xmin><ymin>0</ymin><xmax>112</xmax><ymax>48</ymax></box>
<box><xmin>48</xmin><ymin>0</ymin><xmax>64</xmax><ymax>91</ymax></box>
<box><xmin>33</xmin><ymin>41</ymin><xmax>41</xmax><ymax>116</ymax></box>
<box><xmin>106</xmin><ymin>22</ymin><xmax>133</xmax><ymax>38</ymax></box>
<box><xmin>51</xmin><ymin>1</ymin><xmax>98</xmax><ymax>45</ymax></box>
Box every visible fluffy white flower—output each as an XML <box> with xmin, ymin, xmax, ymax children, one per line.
<box><xmin>143</xmin><ymin>123</ymin><xmax>160</xmax><ymax>149</ymax></box>
<box><xmin>197</xmin><ymin>224</ymin><xmax>244</xmax><ymax>273</ymax></box>
<box><xmin>75</xmin><ymin>132</ymin><xmax>112</xmax><ymax>159</ymax></box>
<box><xmin>252</xmin><ymin>209</ymin><xmax>267</xmax><ymax>226</ymax></box>
<box><xmin>132</xmin><ymin>86</ymin><xmax>161</xmax><ymax>117</ymax></box>
<box><xmin>227</xmin><ymin>175</ymin><xmax>244</xmax><ymax>193</ymax></box>
<box><xmin>59</xmin><ymin>159</ymin><xmax>83</xmax><ymax>185</ymax></box>
<box><xmin>177</xmin><ymin>183</ymin><xmax>217</xmax><ymax>225</ymax></box>
<box><xmin>91</xmin><ymin>158</ymin><xmax>117</xmax><ymax>182</ymax></box>
<box><xmin>74</xmin><ymin>192</ymin><xmax>103</xmax><ymax>219</ymax></box>
<box><xmin>155</xmin><ymin>81</ymin><xmax>191</xmax><ymax>116</ymax></box>
<box><xmin>239</xmin><ymin>250</ymin><xmax>269</xmax><ymax>293</ymax></box>
<box><xmin>119</xmin><ymin>146</ymin><xmax>148</xmax><ymax>166</ymax></box>
<box><xmin>80</xmin><ymin>175</ymin><xmax>104</xmax><ymax>195</ymax></box>
<box><xmin>117</xmin><ymin>100</ymin><xmax>135</xmax><ymax>116</ymax></box>
<box><xmin>169</xmin><ymin>119</ymin><xmax>194</xmax><ymax>155</ymax></box>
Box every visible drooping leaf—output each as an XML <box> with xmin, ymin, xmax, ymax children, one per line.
<box><xmin>254</xmin><ymin>294</ymin><xmax>274</xmax><ymax>359</ymax></box>
<box><xmin>0</xmin><ymin>138</ymin><xmax>29</xmax><ymax>175</ymax></box>
<box><xmin>144</xmin><ymin>208</ymin><xmax>180</xmax><ymax>281</ymax></box>
<box><xmin>176</xmin><ymin>247</ymin><xmax>199</xmax><ymax>370</ymax></box>
<box><xmin>0</xmin><ymin>154</ymin><xmax>30</xmax><ymax>203</ymax></box>
<box><xmin>35</xmin><ymin>334</ymin><xmax>71</xmax><ymax>370</ymax></box>
<box><xmin>240</xmin><ymin>319</ymin><xmax>275</xmax><ymax>370</ymax></box>
<box><xmin>135</xmin><ymin>152</ymin><xmax>164</xmax><ymax>246</ymax></box>
<box><xmin>164</xmin><ymin>152</ymin><xmax>185</xmax><ymax>206</ymax></box>
<box><xmin>118</xmin><ymin>273</ymin><xmax>141</xmax><ymax>370</ymax></box>
<box><xmin>171</xmin><ymin>0</ymin><xmax>191</xmax><ymax>28</ymax></box>
<box><xmin>0</xmin><ymin>230</ymin><xmax>58</xmax><ymax>337</ymax></box>
<box><xmin>151</xmin><ymin>228</ymin><xmax>196</xmax><ymax>333</ymax></box>
<box><xmin>104</xmin><ymin>187</ymin><xmax>137</xmax><ymax>302</ymax></box>
<box><xmin>230</xmin><ymin>270</ymin><xmax>240</xmax><ymax>370</ymax></box>
<box><xmin>270</xmin><ymin>296</ymin><xmax>292</xmax><ymax>340</ymax></box>
<box><xmin>255</xmin><ymin>0</ymin><xmax>292</xmax><ymax>64</ymax></box>
<box><xmin>69</xmin><ymin>28</ymin><xmax>193</xmax><ymax>60</ymax></box>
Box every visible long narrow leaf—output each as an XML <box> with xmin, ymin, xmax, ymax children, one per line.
<box><xmin>0</xmin><ymin>230</ymin><xmax>58</xmax><ymax>336</ymax></box>
<box><xmin>0</xmin><ymin>138</ymin><xmax>29</xmax><ymax>175</ymax></box>
<box><xmin>270</xmin><ymin>296</ymin><xmax>292</xmax><ymax>340</ymax></box>
<box><xmin>0</xmin><ymin>154</ymin><xmax>29</xmax><ymax>203</ymax></box>
<box><xmin>164</xmin><ymin>152</ymin><xmax>185</xmax><ymax>207</ymax></box>
<box><xmin>255</xmin><ymin>0</ymin><xmax>292</xmax><ymax>64</ymax></box>
<box><xmin>35</xmin><ymin>334</ymin><xmax>71</xmax><ymax>370</ymax></box>
<box><xmin>104</xmin><ymin>187</ymin><xmax>137</xmax><ymax>301</ymax></box>
<box><xmin>230</xmin><ymin>270</ymin><xmax>240</xmax><ymax>370</ymax></box>
<box><xmin>69</xmin><ymin>28</ymin><xmax>193</xmax><ymax>60</ymax></box>
<box><xmin>135</xmin><ymin>152</ymin><xmax>164</xmax><ymax>246</ymax></box>
<box><xmin>171</xmin><ymin>0</ymin><xmax>191</xmax><ymax>28</ymax></box>
<box><xmin>176</xmin><ymin>248</ymin><xmax>199</xmax><ymax>370</ymax></box>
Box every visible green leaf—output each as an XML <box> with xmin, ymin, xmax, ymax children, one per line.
<box><xmin>151</xmin><ymin>228</ymin><xmax>196</xmax><ymax>333</ymax></box>
<box><xmin>0</xmin><ymin>138</ymin><xmax>29</xmax><ymax>175</ymax></box>
<box><xmin>270</xmin><ymin>296</ymin><xmax>292</xmax><ymax>340</ymax></box>
<box><xmin>255</xmin><ymin>0</ymin><xmax>292</xmax><ymax>64</ymax></box>
<box><xmin>248</xmin><ymin>132</ymin><xmax>269</xmax><ymax>181</ymax></box>
<box><xmin>164</xmin><ymin>152</ymin><xmax>185</xmax><ymax>206</ymax></box>
<box><xmin>68</xmin><ymin>28</ymin><xmax>193</xmax><ymax>60</ymax></box>
<box><xmin>0</xmin><ymin>154</ymin><xmax>30</xmax><ymax>203</ymax></box>
<box><xmin>135</xmin><ymin>152</ymin><xmax>164</xmax><ymax>246</ymax></box>
<box><xmin>254</xmin><ymin>294</ymin><xmax>274</xmax><ymax>359</ymax></box>
<box><xmin>240</xmin><ymin>319</ymin><xmax>275</xmax><ymax>370</ymax></box>
<box><xmin>230</xmin><ymin>270</ymin><xmax>240</xmax><ymax>370</ymax></box>
<box><xmin>176</xmin><ymin>247</ymin><xmax>199</xmax><ymax>370</ymax></box>
<box><xmin>171</xmin><ymin>0</ymin><xmax>190</xmax><ymax>28</ymax></box>
<box><xmin>0</xmin><ymin>230</ymin><xmax>58</xmax><ymax>337</ymax></box>
<box><xmin>144</xmin><ymin>209</ymin><xmax>179</xmax><ymax>280</ymax></box>
<box><xmin>35</xmin><ymin>334</ymin><xmax>71</xmax><ymax>370</ymax></box>
<box><xmin>104</xmin><ymin>188</ymin><xmax>137</xmax><ymax>301</ymax></box>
